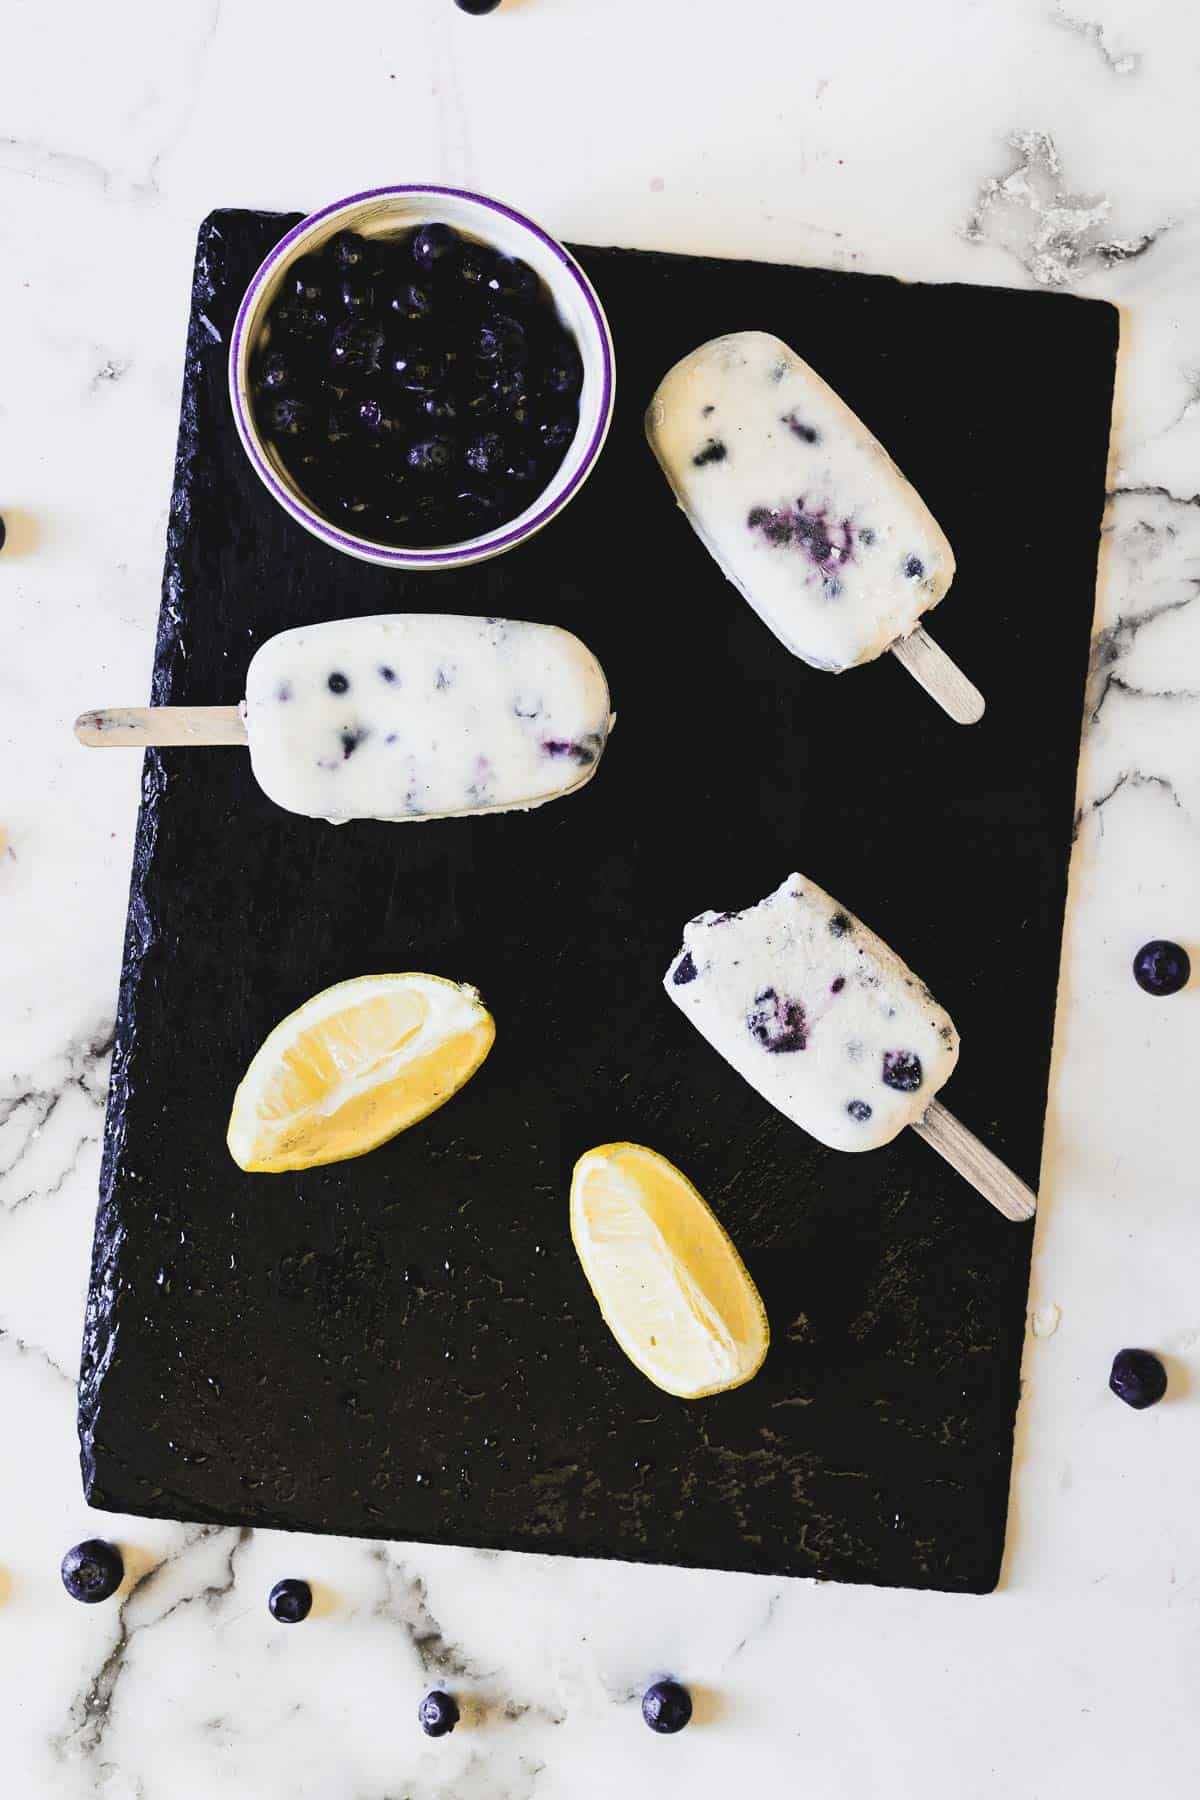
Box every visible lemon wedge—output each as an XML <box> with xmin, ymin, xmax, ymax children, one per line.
<box><xmin>227</xmin><ymin>973</ymin><xmax>494</xmax><ymax>1172</ymax></box>
<box><xmin>570</xmin><ymin>1143</ymin><xmax>768</xmax><ymax>1399</ymax></box>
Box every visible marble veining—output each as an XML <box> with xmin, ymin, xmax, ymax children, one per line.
<box><xmin>4</xmin><ymin>0</ymin><xmax>1200</xmax><ymax>1795</ymax></box>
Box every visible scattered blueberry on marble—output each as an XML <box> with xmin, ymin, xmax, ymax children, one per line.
<box><xmin>61</xmin><ymin>1539</ymin><xmax>124</xmax><ymax>1604</ymax></box>
<box><xmin>1132</xmin><ymin>939</ymin><xmax>1190</xmax><ymax>996</ymax></box>
<box><xmin>881</xmin><ymin>1049</ymin><xmax>923</xmax><ymax>1091</ymax></box>
<box><xmin>641</xmin><ymin>1679</ymin><xmax>693</xmax><ymax>1734</ymax></box>
<box><xmin>268</xmin><ymin>1577</ymin><xmax>313</xmax><ymax>1623</ymax></box>
<box><xmin>1109</xmin><ymin>1348</ymin><xmax>1168</xmax><ymax>1410</ymax></box>
<box><xmin>419</xmin><ymin>1690</ymin><xmax>461</xmax><ymax>1736</ymax></box>
<box><xmin>328</xmin><ymin>671</ymin><xmax>350</xmax><ymax>694</ymax></box>
<box><xmin>255</xmin><ymin>220</ymin><xmax>579</xmax><ymax>546</ymax></box>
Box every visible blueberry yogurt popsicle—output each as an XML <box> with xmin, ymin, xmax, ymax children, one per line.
<box><xmin>243</xmin><ymin>614</ymin><xmax>611</xmax><ymax>821</ymax></box>
<box><xmin>646</xmin><ymin>332</ymin><xmax>983</xmax><ymax>723</ymax></box>
<box><xmin>665</xmin><ymin>874</ymin><xmax>1035</xmax><ymax>1220</ymax></box>
<box><xmin>75</xmin><ymin>614</ymin><xmax>613</xmax><ymax>824</ymax></box>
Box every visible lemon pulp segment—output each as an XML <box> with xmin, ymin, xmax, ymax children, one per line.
<box><xmin>228</xmin><ymin>972</ymin><xmax>494</xmax><ymax>1172</ymax></box>
<box><xmin>570</xmin><ymin>1142</ymin><xmax>768</xmax><ymax>1399</ymax></box>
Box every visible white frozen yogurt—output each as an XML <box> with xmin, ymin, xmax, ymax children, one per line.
<box><xmin>664</xmin><ymin>873</ymin><xmax>960</xmax><ymax>1152</ymax></box>
<box><xmin>646</xmin><ymin>331</ymin><xmax>956</xmax><ymax>673</ymax></box>
<box><xmin>243</xmin><ymin>614</ymin><xmax>612</xmax><ymax>823</ymax></box>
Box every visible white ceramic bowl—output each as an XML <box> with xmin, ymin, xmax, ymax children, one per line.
<box><xmin>229</xmin><ymin>185</ymin><xmax>615</xmax><ymax>569</ymax></box>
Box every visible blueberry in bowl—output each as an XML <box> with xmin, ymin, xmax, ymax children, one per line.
<box><xmin>231</xmin><ymin>187</ymin><xmax>614</xmax><ymax>569</ymax></box>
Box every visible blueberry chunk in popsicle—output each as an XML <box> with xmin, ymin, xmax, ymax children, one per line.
<box><xmin>646</xmin><ymin>331</ymin><xmax>983</xmax><ymax>723</ymax></box>
<box><xmin>664</xmin><ymin>874</ymin><xmax>1034</xmax><ymax>1219</ymax></box>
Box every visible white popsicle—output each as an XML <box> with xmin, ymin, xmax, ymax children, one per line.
<box><xmin>664</xmin><ymin>874</ymin><xmax>1035</xmax><ymax>1220</ymax></box>
<box><xmin>76</xmin><ymin>614</ymin><xmax>614</xmax><ymax>824</ymax></box>
<box><xmin>646</xmin><ymin>331</ymin><xmax>983</xmax><ymax>722</ymax></box>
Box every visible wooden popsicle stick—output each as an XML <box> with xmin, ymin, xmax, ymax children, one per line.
<box><xmin>890</xmin><ymin>627</ymin><xmax>985</xmax><ymax>726</ymax></box>
<box><xmin>75</xmin><ymin>706</ymin><xmax>247</xmax><ymax>748</ymax></box>
<box><xmin>910</xmin><ymin>1099</ymin><xmax>1036</xmax><ymax>1222</ymax></box>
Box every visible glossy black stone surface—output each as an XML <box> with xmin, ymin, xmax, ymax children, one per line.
<box><xmin>77</xmin><ymin>210</ymin><xmax>1117</xmax><ymax>1593</ymax></box>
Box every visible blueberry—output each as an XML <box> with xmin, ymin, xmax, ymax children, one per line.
<box><xmin>328</xmin><ymin>671</ymin><xmax>350</xmax><ymax>694</ymax></box>
<box><xmin>61</xmin><ymin>1539</ymin><xmax>124</xmax><ymax>1604</ymax></box>
<box><xmin>1132</xmin><ymin>939</ymin><xmax>1190</xmax><ymax>996</ymax></box>
<box><xmin>285</xmin><ymin>256</ymin><xmax>326</xmax><ymax>305</ymax></box>
<box><xmin>337</xmin><ymin>273</ymin><xmax>376</xmax><ymax>315</ymax></box>
<box><xmin>268</xmin><ymin>1578</ymin><xmax>313</xmax><ymax>1624</ymax></box>
<box><xmin>257</xmin><ymin>349</ymin><xmax>294</xmax><ymax>393</ymax></box>
<box><xmin>453</xmin><ymin>487</ymin><xmax>501</xmax><ymax>532</ymax></box>
<box><xmin>540</xmin><ymin>345</ymin><xmax>582</xmax><ymax>399</ymax></box>
<box><xmin>881</xmin><ymin>1049</ymin><xmax>923</xmax><ymax>1092</ymax></box>
<box><xmin>412</xmin><ymin>223</ymin><xmax>460</xmax><ymax>274</ymax></box>
<box><xmin>692</xmin><ymin>438</ymin><xmax>727</xmax><ymax>466</ymax></box>
<box><xmin>458</xmin><ymin>242</ymin><xmax>498</xmax><ymax>295</ymax></box>
<box><xmin>389</xmin><ymin>281</ymin><xmax>435</xmax><ymax>327</ymax></box>
<box><xmin>392</xmin><ymin>346</ymin><xmax>449</xmax><ymax>394</ymax></box>
<box><xmin>672</xmin><ymin>951</ymin><xmax>698</xmax><ymax>986</ymax></box>
<box><xmin>326</xmin><ymin>402</ymin><xmax>356</xmax><ymax>449</ymax></box>
<box><xmin>330</xmin><ymin>319</ymin><xmax>386</xmax><ymax>377</ymax></box>
<box><xmin>747</xmin><ymin>988</ymin><xmax>807</xmax><ymax>1053</ymax></box>
<box><xmin>418</xmin><ymin>1690</ymin><xmax>460</xmax><ymax>1737</ymax></box>
<box><xmin>641</xmin><ymin>1680</ymin><xmax>692</xmax><ymax>1735</ymax></box>
<box><xmin>502</xmin><ymin>447</ymin><xmax>541</xmax><ymax>488</ymax></box>
<box><xmin>477</xmin><ymin>316</ymin><xmax>528</xmax><ymax>368</ymax></box>
<box><xmin>828</xmin><ymin>912</ymin><xmax>852</xmax><ymax>937</ymax></box>
<box><xmin>263</xmin><ymin>394</ymin><xmax>314</xmax><ymax>439</ymax></box>
<box><xmin>487</xmin><ymin>368</ymin><xmax>530</xmax><ymax>424</ymax></box>
<box><xmin>328</xmin><ymin>229</ymin><xmax>373</xmax><ymax>274</ymax></box>
<box><xmin>489</xmin><ymin>254</ymin><xmax>539</xmax><ymax>303</ymax></box>
<box><xmin>1109</xmin><ymin>1348</ymin><xmax>1168</xmax><ymax>1409</ymax></box>
<box><xmin>422</xmin><ymin>390</ymin><xmax>460</xmax><ymax>425</ymax></box>
<box><xmin>847</xmin><ymin>1099</ymin><xmax>873</xmax><ymax>1123</ymax></box>
<box><xmin>537</xmin><ymin>415</ymin><xmax>576</xmax><ymax>459</ymax></box>
<box><xmin>464</xmin><ymin>430</ymin><xmax>507</xmax><ymax>478</ymax></box>
<box><xmin>407</xmin><ymin>436</ymin><xmax>456</xmax><ymax>480</ymax></box>
<box><xmin>904</xmin><ymin>555</ymin><xmax>925</xmax><ymax>579</ymax></box>
<box><xmin>357</xmin><ymin>395</ymin><xmax>407</xmax><ymax>441</ymax></box>
<box><xmin>340</xmin><ymin>727</ymin><xmax>367</xmax><ymax>759</ymax></box>
<box><xmin>270</xmin><ymin>302</ymin><xmax>329</xmax><ymax>348</ymax></box>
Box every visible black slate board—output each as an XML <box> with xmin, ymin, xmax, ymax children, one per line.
<box><xmin>78</xmin><ymin>210</ymin><xmax>1117</xmax><ymax>1593</ymax></box>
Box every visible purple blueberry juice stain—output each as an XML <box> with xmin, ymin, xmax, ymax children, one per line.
<box><xmin>882</xmin><ymin>1049</ymin><xmax>923</xmax><ymax>1092</ymax></box>
<box><xmin>747</xmin><ymin>988</ymin><xmax>808</xmax><ymax>1053</ymax></box>
<box><xmin>781</xmin><ymin>413</ymin><xmax>820</xmax><ymax>445</ymax></box>
<box><xmin>747</xmin><ymin>501</ymin><xmax>854</xmax><ymax>584</ymax></box>
<box><xmin>276</xmin><ymin>683</ymin><xmax>292</xmax><ymax>702</ymax></box>
<box><xmin>701</xmin><ymin>404</ymin><xmax>715</xmax><ymax>416</ymax></box>
<box><xmin>340</xmin><ymin>727</ymin><xmax>367</xmax><ymax>759</ymax></box>
<box><xmin>379</xmin><ymin>665</ymin><xmax>397</xmax><ymax>684</ymax></box>
<box><xmin>542</xmin><ymin>737</ymin><xmax>599</xmax><ymax>766</ymax></box>
<box><xmin>828</xmin><ymin>912</ymin><xmax>851</xmax><ymax>938</ymax></box>
<box><xmin>831</xmin><ymin>977</ymin><xmax>845</xmax><ymax>993</ymax></box>
<box><xmin>672</xmin><ymin>951</ymin><xmax>698</xmax><ymax>986</ymax></box>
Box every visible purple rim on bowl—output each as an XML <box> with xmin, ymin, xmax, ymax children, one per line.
<box><xmin>230</xmin><ymin>184</ymin><xmax>616</xmax><ymax>566</ymax></box>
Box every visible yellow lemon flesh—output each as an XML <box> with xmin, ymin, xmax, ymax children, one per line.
<box><xmin>227</xmin><ymin>973</ymin><xmax>494</xmax><ymax>1173</ymax></box>
<box><xmin>570</xmin><ymin>1142</ymin><xmax>769</xmax><ymax>1399</ymax></box>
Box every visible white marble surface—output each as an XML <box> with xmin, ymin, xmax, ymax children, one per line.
<box><xmin>2</xmin><ymin>1</ymin><xmax>1199</xmax><ymax>1794</ymax></box>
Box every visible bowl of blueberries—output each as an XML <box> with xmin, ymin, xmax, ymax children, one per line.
<box><xmin>230</xmin><ymin>185</ymin><xmax>615</xmax><ymax>568</ymax></box>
